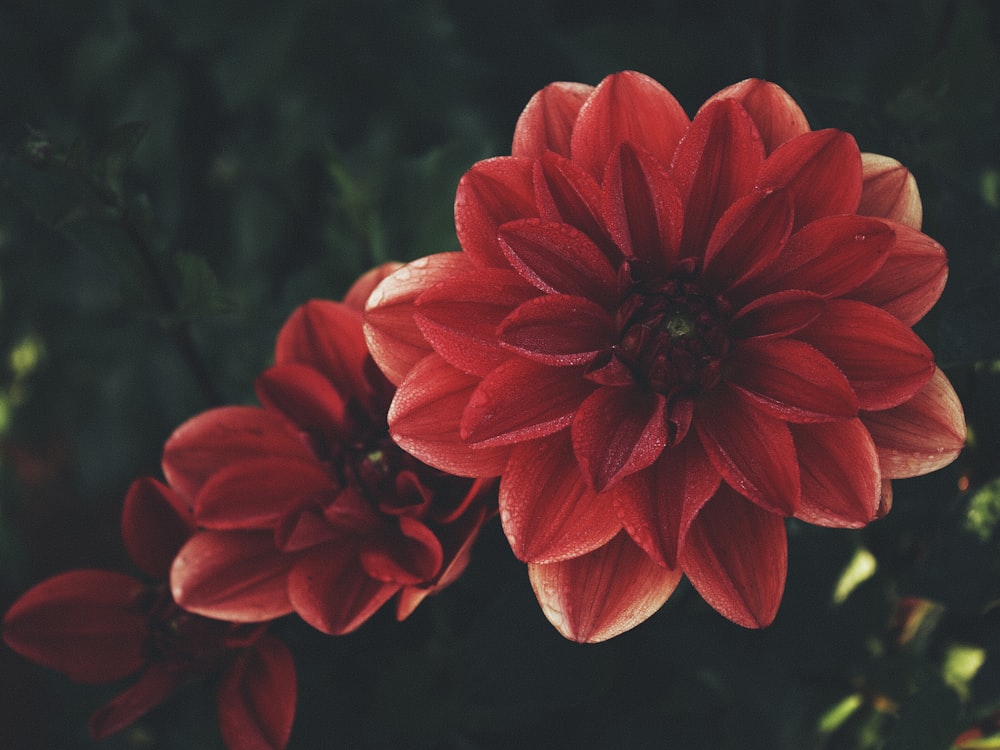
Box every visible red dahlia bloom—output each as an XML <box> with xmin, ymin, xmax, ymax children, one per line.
<box><xmin>363</xmin><ymin>72</ymin><xmax>967</xmax><ymax>642</ymax></box>
<box><xmin>168</xmin><ymin>265</ymin><xmax>496</xmax><ymax>635</ymax></box>
<box><xmin>2</xmin><ymin>477</ymin><xmax>296</xmax><ymax>749</ymax></box>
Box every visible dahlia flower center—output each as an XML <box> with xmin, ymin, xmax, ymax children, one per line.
<box><xmin>616</xmin><ymin>274</ymin><xmax>731</xmax><ymax>396</ymax></box>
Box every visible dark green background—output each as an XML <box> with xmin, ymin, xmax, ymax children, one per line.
<box><xmin>1</xmin><ymin>1</ymin><xmax>999</xmax><ymax>748</ymax></box>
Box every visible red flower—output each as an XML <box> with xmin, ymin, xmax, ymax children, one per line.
<box><xmin>363</xmin><ymin>72</ymin><xmax>967</xmax><ymax>642</ymax></box>
<box><xmin>2</xmin><ymin>477</ymin><xmax>296</xmax><ymax>749</ymax></box>
<box><xmin>167</xmin><ymin>264</ymin><xmax>496</xmax><ymax>635</ymax></box>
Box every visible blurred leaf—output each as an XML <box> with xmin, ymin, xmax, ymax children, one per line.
<box><xmin>173</xmin><ymin>252</ymin><xmax>238</xmax><ymax>321</ymax></box>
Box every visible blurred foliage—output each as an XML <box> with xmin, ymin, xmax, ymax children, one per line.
<box><xmin>0</xmin><ymin>0</ymin><xmax>999</xmax><ymax>748</ymax></box>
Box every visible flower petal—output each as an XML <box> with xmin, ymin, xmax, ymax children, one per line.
<box><xmin>610</xmin><ymin>432</ymin><xmax>721</xmax><ymax>569</ymax></box>
<box><xmin>528</xmin><ymin>531</ymin><xmax>682</xmax><ymax>642</ymax></box>
<box><xmin>859</xmin><ymin>153</ymin><xmax>922</xmax><ymax>229</ymax></box>
<box><xmin>705</xmin><ymin>78</ymin><xmax>810</xmax><ymax>153</ymax></box>
<box><xmin>791</xmin><ymin>420</ymin><xmax>881</xmax><ymax>527</ymax></box>
<box><xmin>601</xmin><ymin>141</ymin><xmax>683</xmax><ymax>271</ymax></box>
<box><xmin>122</xmin><ymin>477</ymin><xmax>194</xmax><ymax>579</ymax></box>
<box><xmin>570</xmin><ymin>71</ymin><xmax>689</xmax><ymax>180</ymax></box>
<box><xmin>498</xmin><ymin>294</ymin><xmax>614</xmax><ymax>365</ymax></box>
<box><xmin>342</xmin><ymin>262</ymin><xmax>403</xmax><ymax>311</ymax></box>
<box><xmin>680</xmin><ymin>484</ymin><xmax>787</xmax><ymax>628</ymax></box>
<box><xmin>794</xmin><ymin>299</ymin><xmax>935</xmax><ymax>411</ymax></box>
<box><xmin>498</xmin><ymin>218</ymin><xmax>617</xmax><ymax>305</ymax></box>
<box><xmin>255</xmin><ymin>362</ymin><xmax>348</xmax><ymax>440</ymax></box>
<box><xmin>364</xmin><ymin>252</ymin><xmax>473</xmax><ymax>385</ymax></box>
<box><xmin>728</xmin><ymin>338</ymin><xmax>859</xmax><ymax>422</ymax></box>
<box><xmin>195</xmin><ymin>457</ymin><xmax>333</xmax><ymax>530</ymax></box>
<box><xmin>171</xmin><ymin>532</ymin><xmax>295</xmax><ymax>623</ymax></box>
<box><xmin>571</xmin><ymin>387</ymin><xmax>667</xmax><ymax>492</ymax></box>
<box><xmin>461</xmin><ymin>357</ymin><xmax>594</xmax><ymax>447</ymax></box>
<box><xmin>533</xmin><ymin>152</ymin><xmax>613</xmax><ymax>257</ymax></box>
<box><xmin>752</xmin><ymin>215</ymin><xmax>894</xmax><ymax>298</ymax></box>
<box><xmin>274</xmin><ymin>300</ymin><xmax>370</xmax><ymax>405</ymax></box>
<box><xmin>862</xmin><ymin>367</ymin><xmax>966</xmax><ymax>478</ymax></box>
<box><xmin>218</xmin><ymin>634</ymin><xmax>297</xmax><ymax>750</ymax></box>
<box><xmin>671</xmin><ymin>98</ymin><xmax>765</xmax><ymax>257</ymax></box>
<box><xmin>695</xmin><ymin>385</ymin><xmax>800</xmax><ymax>515</ymax></box>
<box><xmin>500</xmin><ymin>433</ymin><xmax>622</xmax><ymax>563</ymax></box>
<box><xmin>702</xmin><ymin>187</ymin><xmax>794</xmax><ymax>292</ymax></box>
<box><xmin>163</xmin><ymin>406</ymin><xmax>311</xmax><ymax>502</ymax></box>
<box><xmin>389</xmin><ymin>353</ymin><xmax>512</xmax><ymax>476</ymax></box>
<box><xmin>2</xmin><ymin>570</ymin><xmax>148</xmax><ymax>684</ymax></box>
<box><xmin>89</xmin><ymin>664</ymin><xmax>180</xmax><ymax>739</ymax></box>
<box><xmin>729</xmin><ymin>289</ymin><xmax>826</xmax><ymax>340</ymax></box>
<box><xmin>456</xmin><ymin>156</ymin><xmax>537</xmax><ymax>268</ymax></box>
<box><xmin>414</xmin><ymin>266</ymin><xmax>538</xmax><ymax>376</ymax></box>
<box><xmin>512</xmin><ymin>80</ymin><xmax>594</xmax><ymax>159</ymax></box>
<box><xmin>288</xmin><ymin>544</ymin><xmax>400</xmax><ymax>635</ymax></box>
<box><xmin>359</xmin><ymin>516</ymin><xmax>444</xmax><ymax>585</ymax></box>
<box><xmin>757</xmin><ymin>129</ymin><xmax>862</xmax><ymax>228</ymax></box>
<box><xmin>845</xmin><ymin>221</ymin><xmax>948</xmax><ymax>327</ymax></box>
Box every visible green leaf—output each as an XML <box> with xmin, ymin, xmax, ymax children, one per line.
<box><xmin>174</xmin><ymin>252</ymin><xmax>238</xmax><ymax>321</ymax></box>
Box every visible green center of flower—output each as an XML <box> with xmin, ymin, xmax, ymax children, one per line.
<box><xmin>616</xmin><ymin>273</ymin><xmax>731</xmax><ymax>397</ymax></box>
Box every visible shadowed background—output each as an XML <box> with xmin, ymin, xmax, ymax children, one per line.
<box><xmin>1</xmin><ymin>1</ymin><xmax>998</xmax><ymax>747</ymax></box>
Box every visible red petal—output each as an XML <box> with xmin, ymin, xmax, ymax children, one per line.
<box><xmin>500</xmin><ymin>433</ymin><xmax>622</xmax><ymax>563</ymax></box>
<box><xmin>680</xmin><ymin>484</ymin><xmax>787</xmax><ymax>628</ymax></box>
<box><xmin>695</xmin><ymin>385</ymin><xmax>800</xmax><ymax>515</ymax></box>
<box><xmin>122</xmin><ymin>477</ymin><xmax>194</xmax><ymax>579</ymax></box>
<box><xmin>288</xmin><ymin>544</ymin><xmax>399</xmax><ymax>635</ymax></box>
<box><xmin>671</xmin><ymin>98</ymin><xmax>765</xmax><ymax>257</ymax></box>
<box><xmin>794</xmin><ymin>299</ymin><xmax>935</xmax><ymax>410</ymax></box>
<box><xmin>389</xmin><ymin>354</ymin><xmax>512</xmax><ymax>476</ymax></box>
<box><xmin>2</xmin><ymin>570</ymin><xmax>148</xmax><ymax>684</ymax></box>
<box><xmin>730</xmin><ymin>289</ymin><xmax>826</xmax><ymax>340</ymax></box>
<box><xmin>862</xmin><ymin>367</ymin><xmax>966</xmax><ymax>478</ymax></box>
<box><xmin>512</xmin><ymin>80</ymin><xmax>594</xmax><ymax>159</ymax></box>
<box><xmin>274</xmin><ymin>300</ymin><xmax>370</xmax><ymax>405</ymax></box>
<box><xmin>89</xmin><ymin>664</ymin><xmax>179</xmax><ymax>739</ymax></box>
<box><xmin>859</xmin><ymin>153</ymin><xmax>922</xmax><ymax>229</ymax></box>
<box><xmin>570</xmin><ymin>71</ymin><xmax>689</xmax><ymax>180</ymax></box>
<box><xmin>846</xmin><ymin>221</ymin><xmax>947</xmax><ymax>327</ymax></box>
<box><xmin>255</xmin><ymin>363</ymin><xmax>348</xmax><ymax>439</ymax></box>
<box><xmin>705</xmin><ymin>79</ymin><xmax>810</xmax><ymax>153</ymax></box>
<box><xmin>533</xmin><ymin>152</ymin><xmax>613</xmax><ymax>257</ymax></box>
<box><xmin>499</xmin><ymin>218</ymin><xmax>618</xmax><ymax>305</ymax></box>
<box><xmin>359</xmin><ymin>516</ymin><xmax>444</xmax><ymax>585</ymax></box>
<box><xmin>791</xmin><ymin>420</ymin><xmax>880</xmax><ymax>527</ymax></box>
<box><xmin>218</xmin><ymin>634</ymin><xmax>297</xmax><ymax>750</ymax></box>
<box><xmin>364</xmin><ymin>252</ymin><xmax>473</xmax><ymax>385</ymax></box>
<box><xmin>195</xmin><ymin>457</ymin><xmax>333</xmax><ymax>530</ymax></box>
<box><xmin>163</xmin><ymin>406</ymin><xmax>311</xmax><ymax>502</ymax></box>
<box><xmin>414</xmin><ymin>266</ymin><xmax>538</xmax><ymax>376</ymax></box>
<box><xmin>702</xmin><ymin>188</ymin><xmax>793</xmax><ymax>293</ymax></box>
<box><xmin>342</xmin><ymin>262</ymin><xmax>403</xmax><ymax>311</ymax></box>
<box><xmin>758</xmin><ymin>129</ymin><xmax>862</xmax><ymax>228</ymax></box>
<box><xmin>460</xmin><ymin>357</ymin><xmax>593</xmax><ymax>447</ymax></box>
<box><xmin>601</xmin><ymin>141</ymin><xmax>683</xmax><ymax>271</ymax></box>
<box><xmin>170</xmin><ymin>532</ymin><xmax>295</xmax><ymax>622</ymax></box>
<box><xmin>498</xmin><ymin>294</ymin><xmax>614</xmax><ymax>365</ymax></box>
<box><xmin>728</xmin><ymin>338</ymin><xmax>859</xmax><ymax>422</ymax></box>
<box><xmin>528</xmin><ymin>532</ymin><xmax>682</xmax><ymax>642</ymax></box>
<box><xmin>455</xmin><ymin>156</ymin><xmax>537</xmax><ymax>268</ymax></box>
<box><xmin>610</xmin><ymin>432</ymin><xmax>720</xmax><ymax>568</ymax></box>
<box><xmin>752</xmin><ymin>215</ymin><xmax>894</xmax><ymax>298</ymax></box>
<box><xmin>571</xmin><ymin>387</ymin><xmax>667</xmax><ymax>492</ymax></box>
